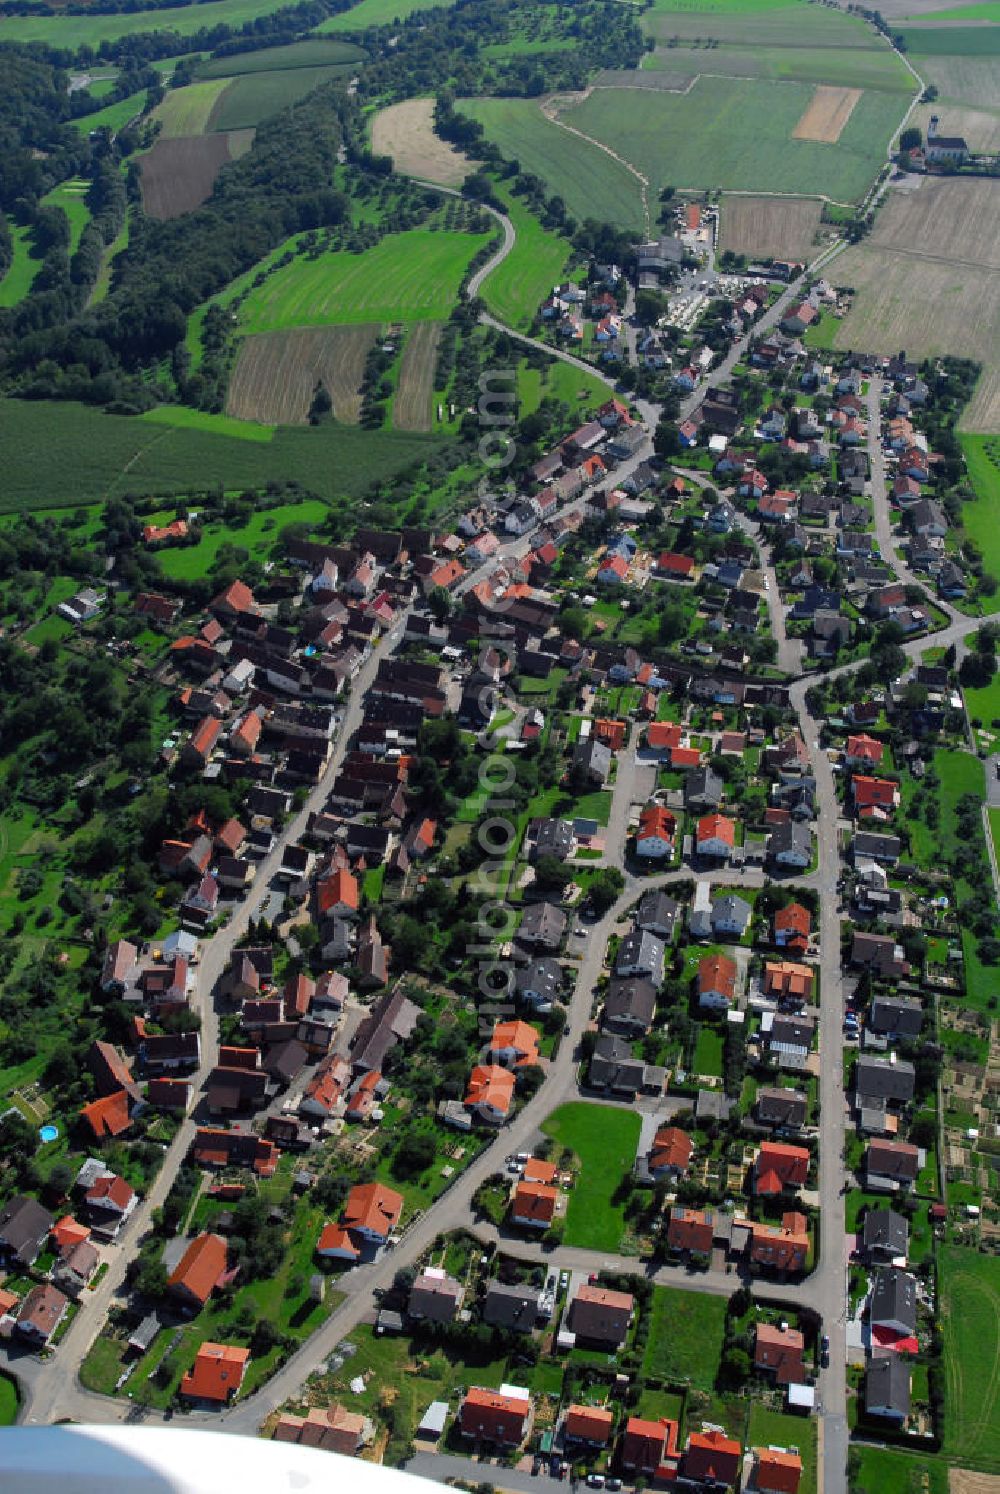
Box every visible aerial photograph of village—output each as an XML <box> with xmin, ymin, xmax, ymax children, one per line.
<box><xmin>0</xmin><ymin>0</ymin><xmax>998</xmax><ymax>1490</ymax></box>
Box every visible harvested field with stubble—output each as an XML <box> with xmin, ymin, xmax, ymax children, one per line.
<box><xmin>860</xmin><ymin>178</ymin><xmax>1000</xmax><ymax>270</ymax></box>
<box><xmin>920</xmin><ymin>54</ymin><xmax>1000</xmax><ymax>109</ymax></box>
<box><xmin>718</xmin><ymin>194</ymin><xmax>823</xmax><ymax>259</ymax></box>
<box><xmin>834</xmin><ymin>180</ymin><xmax>1000</xmax><ymax>432</ymax></box>
<box><xmin>371</xmin><ymin>99</ymin><xmax>474</xmax><ymax>187</ymax></box>
<box><xmin>913</xmin><ymin>101</ymin><xmax>1000</xmax><ymax>151</ymax></box>
<box><xmin>792</xmin><ymin>84</ymin><xmax>862</xmax><ymax>141</ymax></box>
<box><xmin>950</xmin><ymin>1474</ymin><xmax>1000</xmax><ymax>1494</ymax></box>
<box><xmin>139</xmin><ymin>131</ymin><xmax>253</xmax><ymax>220</ymax></box>
<box><xmin>393</xmin><ymin>322</ymin><xmax>441</xmax><ymax>432</ymax></box>
<box><xmin>225</xmin><ymin>325</ymin><xmax>378</xmax><ymax>425</ymax></box>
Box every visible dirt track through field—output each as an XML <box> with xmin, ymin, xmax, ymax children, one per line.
<box><xmin>393</xmin><ymin>321</ymin><xmax>441</xmax><ymax>432</ymax></box>
<box><xmin>371</xmin><ymin>99</ymin><xmax>474</xmax><ymax>187</ymax></box>
<box><xmin>225</xmin><ymin>324</ymin><xmax>378</xmax><ymax>424</ymax></box>
<box><xmin>792</xmin><ymin>85</ymin><xmax>862</xmax><ymax>143</ymax></box>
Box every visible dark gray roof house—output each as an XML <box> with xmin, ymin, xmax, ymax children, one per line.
<box><xmin>589</xmin><ymin>1034</ymin><xmax>663</xmax><ymax>1097</ymax></box>
<box><xmin>516</xmin><ymin>901</ymin><xmax>568</xmax><ymax>952</ymax></box>
<box><xmin>615</xmin><ymin>929</ymin><xmax>666</xmax><ymax>983</ymax></box>
<box><xmin>351</xmin><ymin>984</ymin><xmax>421</xmax><ymax>1072</ymax></box>
<box><xmin>685</xmin><ymin>767</ymin><xmax>723</xmax><ymax>810</ymax></box>
<box><xmin>515</xmin><ymin>957</ymin><xmax>563</xmax><ymax>1009</ymax></box>
<box><xmin>870</xmin><ymin>1268</ymin><xmax>917</xmax><ymax>1335</ymax></box>
<box><xmin>755</xmin><ymin>1087</ymin><xmax>808</xmax><ymax>1131</ymax></box>
<box><xmin>865</xmin><ymin>1354</ymin><xmax>910</xmax><ymax>1421</ymax></box>
<box><xmin>636</xmin><ymin>890</ymin><xmax>681</xmax><ymax>940</ymax></box>
<box><xmin>856</xmin><ymin>1055</ymin><xmax>915</xmax><ymax>1106</ymax></box>
<box><xmin>603</xmin><ymin>977</ymin><xmax>657</xmax><ymax>1035</ymax></box>
<box><xmin>574</xmin><ymin>739</ymin><xmax>612</xmax><ymax>785</ymax></box>
<box><xmin>532</xmin><ymin>818</ymin><xmax>576</xmax><ymax>862</ymax></box>
<box><xmin>482</xmin><ymin>1281</ymin><xmax>541</xmax><ymax>1332</ymax></box>
<box><xmin>0</xmin><ymin>1195</ymin><xmax>54</xmax><ymax>1266</ymax></box>
<box><xmin>862</xmin><ymin>1209</ymin><xmax>909</xmax><ymax>1265</ymax></box>
<box><xmin>869</xmin><ymin>996</ymin><xmax>923</xmax><ymax>1039</ymax></box>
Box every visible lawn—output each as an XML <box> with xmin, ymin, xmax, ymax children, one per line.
<box><xmin>198</xmin><ymin>39</ymin><xmax>366</xmax><ymax>76</ymax></box>
<box><xmin>517</xmin><ymin>358</ymin><xmax>610</xmax><ymax>416</ymax></box>
<box><xmin>990</xmin><ymin>808</ymin><xmax>1000</xmax><ymax>867</ymax></box>
<box><xmin>640</xmin><ymin>1283</ymin><xmax>728</xmax><ymax>1391</ymax></box>
<box><xmin>960</xmin><ymin>435</ymin><xmax>1000</xmax><ymax>610</ymax></box>
<box><xmin>318</xmin><ymin>0</ymin><xmax>452</xmax><ymax>30</ymax></box>
<box><xmin>151</xmin><ymin>78</ymin><xmax>230</xmax><ymax>138</ymax></box>
<box><xmin>561</xmin><ymin>78</ymin><xmax>909</xmax><ymax>203</ymax></box>
<box><xmin>849</xmin><ymin>1445</ymin><xmax>949</xmax><ymax>1494</ymax></box>
<box><xmin>236</xmin><ymin>229</ymin><xmax>490</xmax><ymax>334</ymax></box>
<box><xmin>542</xmin><ymin>1102</ymin><xmax>641</xmax><ymax>1251</ymax></box>
<box><xmin>692</xmin><ymin>1025</ymin><xmax>725</xmax><ymax>1077</ymax></box>
<box><xmin>40</xmin><ymin>181</ymin><xmax>91</xmax><ymax>254</ymax></box>
<box><xmin>207</xmin><ymin>65</ymin><xmax>357</xmax><ymax>132</ymax></box>
<box><xmin>310</xmin><ymin>1323</ymin><xmax>509</xmax><ymax>1459</ymax></box>
<box><xmin>0</xmin><ymin>224</ymin><xmax>38</xmax><ymax>309</ymax></box>
<box><xmin>460</xmin><ymin>97</ymin><xmax>646</xmax><ymax>234</ymax></box>
<box><xmin>477</xmin><ymin>184</ymin><xmax>576</xmax><ymax>330</ymax></box>
<box><xmin>0</xmin><ymin>1373</ymin><xmax>17</xmax><ymax>1426</ymax></box>
<box><xmin>154</xmin><ymin>498</ymin><xmax>329</xmax><ymax>581</ymax></box>
<box><xmin>0</xmin><ymin>0</ymin><xmax>302</xmax><ymax>46</ymax></box>
<box><xmin>139</xmin><ymin>404</ymin><xmax>275</xmax><ymax>443</ymax></box>
<box><xmin>0</xmin><ymin>398</ymin><xmax>442</xmax><ymax>512</ymax></box>
<box><xmin>71</xmin><ymin>91</ymin><xmax>147</xmax><ymax>136</ymax></box>
<box><xmin>747</xmin><ymin>1407</ymin><xmax>817</xmax><ymax>1494</ymax></box>
<box><xmin>939</xmin><ymin>1245</ymin><xmax>1000</xmax><ymax>1472</ymax></box>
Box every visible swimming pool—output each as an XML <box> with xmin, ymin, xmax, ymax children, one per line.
<box><xmin>39</xmin><ymin>1124</ymin><xmax>59</xmax><ymax>1144</ymax></box>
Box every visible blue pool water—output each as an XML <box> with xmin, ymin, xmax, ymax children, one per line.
<box><xmin>39</xmin><ymin>1124</ymin><xmax>59</xmax><ymax>1143</ymax></box>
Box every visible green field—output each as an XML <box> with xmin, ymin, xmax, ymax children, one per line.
<box><xmin>643</xmin><ymin>0</ymin><xmax>890</xmax><ymax>46</ymax></box>
<box><xmin>640</xmin><ymin>1283</ymin><xmax>728</xmax><ymax>1390</ymax></box>
<box><xmin>748</xmin><ymin>1407</ymin><xmax>817</xmax><ymax>1494</ymax></box>
<box><xmin>0</xmin><ymin>398</ymin><xmax>442</xmax><ymax>511</ymax></box>
<box><xmin>155</xmin><ymin>497</ymin><xmax>328</xmax><ymax>580</ymax></box>
<box><xmin>237</xmin><ymin>228</ymin><xmax>489</xmax><ymax>334</ymax></box>
<box><xmin>641</xmin><ymin>42</ymin><xmax>915</xmax><ymax>90</ymax></box>
<box><xmin>939</xmin><ymin>1246</ymin><xmax>1000</xmax><ymax>1471</ymax></box>
<box><xmin>139</xmin><ymin>404</ymin><xmax>275</xmax><ymax>442</ymax></box>
<box><xmin>0</xmin><ymin>0</ymin><xmax>300</xmax><ymax>47</ymax></box>
<box><xmin>318</xmin><ymin>0</ymin><xmax>452</xmax><ymax>31</ymax></box>
<box><xmin>198</xmin><ymin>38</ymin><xmax>366</xmax><ymax>76</ymax></box>
<box><xmin>151</xmin><ymin>78</ymin><xmax>230</xmax><ymax>138</ymax></box>
<box><xmin>461</xmin><ymin>97</ymin><xmax>646</xmax><ymax>234</ymax></box>
<box><xmin>849</xmin><ymin>1446</ymin><xmax>948</xmax><ymax>1494</ymax></box>
<box><xmin>207</xmin><ymin>65</ymin><xmax>355</xmax><ymax>131</ymax></box>
<box><xmin>41</xmin><ymin>180</ymin><xmax>91</xmax><ymax>254</ymax></box>
<box><xmin>0</xmin><ymin>224</ymin><xmax>39</xmax><ymax>309</ymax></box>
<box><xmin>72</xmin><ymin>91</ymin><xmax>146</xmax><ymax>136</ymax></box>
<box><xmin>541</xmin><ymin>1102</ymin><xmax>641</xmax><ymax>1251</ymax></box>
<box><xmin>478</xmin><ymin>185</ymin><xmax>576</xmax><ymax>329</ymax></box>
<box><xmin>898</xmin><ymin>24</ymin><xmax>1000</xmax><ymax>54</ymax></box>
<box><xmin>0</xmin><ymin>1373</ymin><xmax>16</xmax><ymax>1426</ymax></box>
<box><xmin>961</xmin><ymin>435</ymin><xmax>1000</xmax><ymax>602</ymax></box>
<box><xmin>562</xmin><ymin>78</ymin><xmax>909</xmax><ymax>202</ymax></box>
<box><xmin>516</xmin><ymin>358</ymin><xmax>611</xmax><ymax>416</ymax></box>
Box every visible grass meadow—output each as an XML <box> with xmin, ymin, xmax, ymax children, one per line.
<box><xmin>461</xmin><ymin>96</ymin><xmax>646</xmax><ymax>233</ymax></box>
<box><xmin>561</xmin><ymin>78</ymin><xmax>907</xmax><ymax>202</ymax></box>
<box><xmin>542</xmin><ymin>1102</ymin><xmax>641</xmax><ymax>1251</ymax></box>
<box><xmin>318</xmin><ymin>0</ymin><xmax>451</xmax><ymax>30</ymax></box>
<box><xmin>72</xmin><ymin>91</ymin><xmax>147</xmax><ymax>136</ymax></box>
<box><xmin>0</xmin><ymin>398</ymin><xmax>442</xmax><ymax>511</ymax></box>
<box><xmin>154</xmin><ymin>497</ymin><xmax>329</xmax><ymax>581</ymax></box>
<box><xmin>0</xmin><ymin>0</ymin><xmax>300</xmax><ymax>47</ymax></box>
<box><xmin>960</xmin><ymin>435</ymin><xmax>1000</xmax><ymax>585</ymax></box>
<box><xmin>41</xmin><ymin>182</ymin><xmax>92</xmax><ymax>254</ymax></box>
<box><xmin>237</xmin><ymin>228</ymin><xmax>489</xmax><ymax>333</ymax></box>
<box><xmin>0</xmin><ymin>224</ymin><xmax>39</xmax><ymax>310</ymax></box>
<box><xmin>207</xmin><ymin>65</ymin><xmax>356</xmax><ymax>131</ymax></box>
<box><xmin>939</xmin><ymin>1246</ymin><xmax>1000</xmax><ymax>1471</ymax></box>
<box><xmin>151</xmin><ymin>78</ymin><xmax>230</xmax><ymax>138</ymax></box>
<box><xmin>641</xmin><ymin>42</ymin><xmax>914</xmax><ymax>90</ymax></box>
<box><xmin>640</xmin><ymin>1283</ymin><xmax>728</xmax><ymax>1390</ymax></box>
<box><xmin>478</xmin><ymin>185</ymin><xmax>576</xmax><ymax>329</ymax></box>
<box><xmin>198</xmin><ymin>39</ymin><xmax>365</xmax><ymax>76</ymax></box>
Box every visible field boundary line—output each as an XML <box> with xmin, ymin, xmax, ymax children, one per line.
<box><xmin>542</xmin><ymin>92</ymin><xmax>651</xmax><ymax>236</ymax></box>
